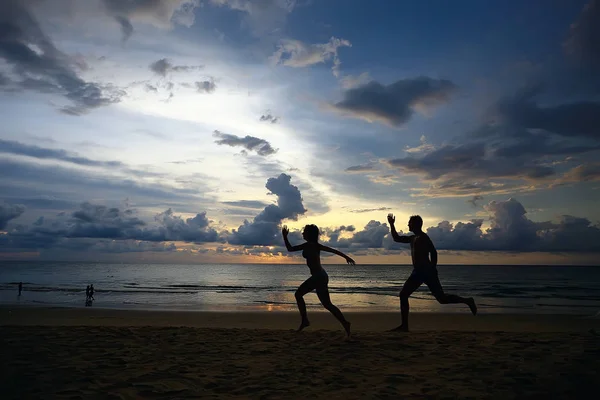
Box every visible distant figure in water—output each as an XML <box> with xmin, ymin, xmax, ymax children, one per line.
<box><xmin>387</xmin><ymin>213</ymin><xmax>477</xmax><ymax>332</ymax></box>
<box><xmin>85</xmin><ymin>285</ymin><xmax>92</xmax><ymax>307</ymax></box>
<box><xmin>18</xmin><ymin>282</ymin><xmax>22</xmax><ymax>296</ymax></box>
<box><xmin>282</xmin><ymin>224</ymin><xmax>354</xmax><ymax>337</ymax></box>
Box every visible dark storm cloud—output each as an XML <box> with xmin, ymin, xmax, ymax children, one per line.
<box><xmin>229</xmin><ymin>173</ymin><xmax>306</xmax><ymax>246</ymax></box>
<box><xmin>0</xmin><ymin>202</ymin><xmax>25</xmax><ymax>229</ymax></box>
<box><xmin>149</xmin><ymin>58</ymin><xmax>204</xmax><ymax>76</ymax></box>
<box><xmin>0</xmin><ymin>0</ymin><xmax>125</xmax><ymax>115</ymax></box>
<box><xmin>332</xmin><ymin>77</ymin><xmax>457</xmax><ymax>127</ymax></box>
<box><xmin>381</xmin><ymin>140</ymin><xmax>568</xmax><ymax>198</ymax></box>
<box><xmin>213</xmin><ymin>130</ymin><xmax>277</xmax><ymax>156</ymax></box>
<box><xmin>495</xmin><ymin>86</ymin><xmax>600</xmax><ymax>140</ymax></box>
<box><xmin>563</xmin><ymin>0</ymin><xmax>600</xmax><ymax>69</ymax></box>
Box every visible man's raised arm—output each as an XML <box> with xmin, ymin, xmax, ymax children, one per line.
<box><xmin>388</xmin><ymin>213</ymin><xmax>413</xmax><ymax>243</ymax></box>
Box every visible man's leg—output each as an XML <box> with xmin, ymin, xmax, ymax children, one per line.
<box><xmin>389</xmin><ymin>274</ymin><xmax>423</xmax><ymax>332</ymax></box>
<box><xmin>426</xmin><ymin>271</ymin><xmax>477</xmax><ymax>315</ymax></box>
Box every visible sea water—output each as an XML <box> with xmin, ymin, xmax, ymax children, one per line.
<box><xmin>1</xmin><ymin>262</ymin><xmax>599</xmax><ymax>315</ymax></box>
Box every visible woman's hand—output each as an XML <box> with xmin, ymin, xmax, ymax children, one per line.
<box><xmin>345</xmin><ymin>256</ymin><xmax>356</xmax><ymax>265</ymax></box>
<box><xmin>282</xmin><ymin>225</ymin><xmax>289</xmax><ymax>237</ymax></box>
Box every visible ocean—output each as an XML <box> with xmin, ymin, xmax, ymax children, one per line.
<box><xmin>1</xmin><ymin>262</ymin><xmax>599</xmax><ymax>315</ymax></box>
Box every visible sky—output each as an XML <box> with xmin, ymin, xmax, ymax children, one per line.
<box><xmin>1</xmin><ymin>0</ymin><xmax>599</xmax><ymax>264</ymax></box>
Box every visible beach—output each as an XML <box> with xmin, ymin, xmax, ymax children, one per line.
<box><xmin>2</xmin><ymin>307</ymin><xmax>599</xmax><ymax>399</ymax></box>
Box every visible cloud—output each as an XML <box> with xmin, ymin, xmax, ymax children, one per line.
<box><xmin>381</xmin><ymin>140</ymin><xmax>574</xmax><ymax>198</ymax></box>
<box><xmin>195</xmin><ymin>79</ymin><xmax>216</xmax><ymax>93</ymax></box>
<box><xmin>563</xmin><ymin>0</ymin><xmax>600</xmax><ymax>69</ymax></box>
<box><xmin>213</xmin><ymin>130</ymin><xmax>277</xmax><ymax>156</ymax></box>
<box><xmin>0</xmin><ymin>202</ymin><xmax>25</xmax><ymax>229</ymax></box>
<box><xmin>0</xmin><ymin>139</ymin><xmax>124</xmax><ymax>168</ymax></box>
<box><xmin>222</xmin><ymin>200</ymin><xmax>269</xmax><ymax>208</ymax></box>
<box><xmin>229</xmin><ymin>173</ymin><xmax>306</xmax><ymax>245</ymax></box>
<box><xmin>1</xmin><ymin>202</ymin><xmax>220</xmax><ymax>251</ymax></box>
<box><xmin>334</xmin><ymin>220</ymin><xmax>390</xmax><ymax>249</ymax></box>
<box><xmin>495</xmin><ymin>87</ymin><xmax>600</xmax><ymax>139</ymax></box>
<box><xmin>405</xmin><ymin>135</ymin><xmax>437</xmax><ymax>154</ymax></box>
<box><xmin>413</xmin><ymin>198</ymin><xmax>600</xmax><ymax>252</ymax></box>
<box><xmin>260</xmin><ymin>113</ymin><xmax>279</xmax><ymax>124</ymax></box>
<box><xmin>0</xmin><ymin>0</ymin><xmax>125</xmax><ymax>115</ymax></box>
<box><xmin>340</xmin><ymin>72</ymin><xmax>371</xmax><ymax>89</ymax></box>
<box><xmin>210</xmin><ymin>0</ymin><xmax>296</xmax><ymax>37</ymax></box>
<box><xmin>332</xmin><ymin>77</ymin><xmax>457</xmax><ymax>127</ymax></box>
<box><xmin>101</xmin><ymin>0</ymin><xmax>200</xmax><ymax>41</ymax></box>
<box><xmin>0</xmin><ymin>158</ymin><xmax>213</xmax><ymax>212</ymax></box>
<box><xmin>349</xmin><ymin>207</ymin><xmax>392</xmax><ymax>213</ymax></box>
<box><xmin>344</xmin><ymin>163</ymin><xmax>378</xmax><ymax>173</ymax></box>
<box><xmin>270</xmin><ymin>37</ymin><xmax>351</xmax><ymax>77</ymax></box>
<box><xmin>467</xmin><ymin>195</ymin><xmax>484</xmax><ymax>207</ymax></box>
<box><xmin>149</xmin><ymin>58</ymin><xmax>204</xmax><ymax>76</ymax></box>
<box><xmin>321</xmin><ymin>225</ymin><xmax>355</xmax><ymax>245</ymax></box>
<box><xmin>552</xmin><ymin>162</ymin><xmax>600</xmax><ymax>186</ymax></box>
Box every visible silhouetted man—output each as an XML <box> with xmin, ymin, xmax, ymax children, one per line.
<box><xmin>18</xmin><ymin>282</ymin><xmax>22</xmax><ymax>296</ymax></box>
<box><xmin>387</xmin><ymin>213</ymin><xmax>477</xmax><ymax>332</ymax></box>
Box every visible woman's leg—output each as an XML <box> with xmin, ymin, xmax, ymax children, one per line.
<box><xmin>316</xmin><ymin>279</ymin><xmax>351</xmax><ymax>336</ymax></box>
<box><xmin>295</xmin><ymin>277</ymin><xmax>317</xmax><ymax>331</ymax></box>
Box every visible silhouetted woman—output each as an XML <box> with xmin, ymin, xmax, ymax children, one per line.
<box><xmin>282</xmin><ymin>224</ymin><xmax>354</xmax><ymax>337</ymax></box>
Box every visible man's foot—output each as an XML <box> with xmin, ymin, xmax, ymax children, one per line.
<box><xmin>467</xmin><ymin>298</ymin><xmax>477</xmax><ymax>315</ymax></box>
<box><xmin>296</xmin><ymin>320</ymin><xmax>310</xmax><ymax>332</ymax></box>
<box><xmin>388</xmin><ymin>324</ymin><xmax>409</xmax><ymax>332</ymax></box>
<box><xmin>342</xmin><ymin>321</ymin><xmax>351</xmax><ymax>337</ymax></box>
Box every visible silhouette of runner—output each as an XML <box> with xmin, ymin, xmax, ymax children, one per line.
<box><xmin>282</xmin><ymin>224</ymin><xmax>354</xmax><ymax>337</ymax></box>
<box><xmin>18</xmin><ymin>282</ymin><xmax>22</xmax><ymax>296</ymax></box>
<box><xmin>387</xmin><ymin>214</ymin><xmax>477</xmax><ymax>332</ymax></box>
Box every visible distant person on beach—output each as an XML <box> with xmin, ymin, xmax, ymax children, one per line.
<box><xmin>282</xmin><ymin>224</ymin><xmax>354</xmax><ymax>337</ymax></box>
<box><xmin>387</xmin><ymin>213</ymin><xmax>477</xmax><ymax>332</ymax></box>
<box><xmin>89</xmin><ymin>284</ymin><xmax>95</xmax><ymax>300</ymax></box>
<box><xmin>85</xmin><ymin>285</ymin><xmax>90</xmax><ymax>299</ymax></box>
<box><xmin>18</xmin><ymin>282</ymin><xmax>22</xmax><ymax>296</ymax></box>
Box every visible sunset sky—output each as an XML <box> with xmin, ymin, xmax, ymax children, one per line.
<box><xmin>1</xmin><ymin>0</ymin><xmax>599</xmax><ymax>264</ymax></box>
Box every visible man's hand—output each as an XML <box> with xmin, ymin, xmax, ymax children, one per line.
<box><xmin>281</xmin><ymin>225</ymin><xmax>289</xmax><ymax>237</ymax></box>
<box><xmin>345</xmin><ymin>256</ymin><xmax>356</xmax><ymax>265</ymax></box>
<box><xmin>387</xmin><ymin>213</ymin><xmax>395</xmax><ymax>225</ymax></box>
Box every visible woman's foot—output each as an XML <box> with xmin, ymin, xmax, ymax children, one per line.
<box><xmin>467</xmin><ymin>298</ymin><xmax>477</xmax><ymax>315</ymax></box>
<box><xmin>297</xmin><ymin>320</ymin><xmax>310</xmax><ymax>332</ymax></box>
<box><xmin>388</xmin><ymin>324</ymin><xmax>409</xmax><ymax>332</ymax></box>
<box><xmin>342</xmin><ymin>321</ymin><xmax>351</xmax><ymax>337</ymax></box>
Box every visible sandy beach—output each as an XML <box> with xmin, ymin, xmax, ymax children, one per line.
<box><xmin>2</xmin><ymin>307</ymin><xmax>599</xmax><ymax>399</ymax></box>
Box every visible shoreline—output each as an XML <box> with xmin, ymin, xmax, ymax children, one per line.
<box><xmin>2</xmin><ymin>306</ymin><xmax>599</xmax><ymax>332</ymax></box>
